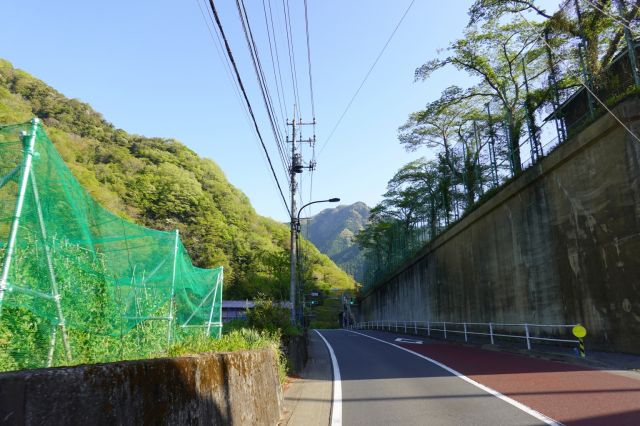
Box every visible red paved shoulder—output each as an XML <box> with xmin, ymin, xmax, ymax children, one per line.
<box><xmin>400</xmin><ymin>343</ymin><xmax>640</xmax><ymax>425</ymax></box>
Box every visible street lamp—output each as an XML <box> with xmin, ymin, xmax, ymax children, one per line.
<box><xmin>290</xmin><ymin>197</ymin><xmax>340</xmax><ymax>325</ymax></box>
<box><xmin>296</xmin><ymin>198</ymin><xmax>340</xmax><ymax>232</ymax></box>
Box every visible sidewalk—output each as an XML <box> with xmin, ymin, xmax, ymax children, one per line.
<box><xmin>279</xmin><ymin>331</ymin><xmax>332</xmax><ymax>426</ymax></box>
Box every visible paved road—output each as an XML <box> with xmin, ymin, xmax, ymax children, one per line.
<box><xmin>284</xmin><ymin>329</ymin><xmax>640</xmax><ymax>425</ymax></box>
<box><xmin>309</xmin><ymin>329</ymin><xmax>551</xmax><ymax>425</ymax></box>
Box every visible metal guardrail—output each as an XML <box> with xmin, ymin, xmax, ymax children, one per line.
<box><xmin>351</xmin><ymin>320</ymin><xmax>583</xmax><ymax>354</ymax></box>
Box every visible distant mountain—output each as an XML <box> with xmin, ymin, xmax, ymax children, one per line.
<box><xmin>300</xmin><ymin>202</ymin><xmax>369</xmax><ymax>281</ymax></box>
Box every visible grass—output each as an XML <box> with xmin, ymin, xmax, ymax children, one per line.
<box><xmin>168</xmin><ymin>328</ymin><xmax>287</xmax><ymax>383</ymax></box>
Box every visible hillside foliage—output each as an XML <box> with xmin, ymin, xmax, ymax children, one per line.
<box><xmin>0</xmin><ymin>59</ymin><xmax>354</xmax><ymax>300</ymax></box>
<box><xmin>300</xmin><ymin>202</ymin><xmax>369</xmax><ymax>281</ymax></box>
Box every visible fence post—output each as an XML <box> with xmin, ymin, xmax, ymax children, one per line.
<box><xmin>443</xmin><ymin>322</ymin><xmax>447</xmax><ymax>339</ymax></box>
<box><xmin>616</xmin><ymin>0</ymin><xmax>640</xmax><ymax>87</ymax></box>
<box><xmin>167</xmin><ymin>229</ymin><xmax>180</xmax><ymax>346</ymax></box>
<box><xmin>31</xmin><ymin>167</ymin><xmax>72</xmax><ymax>362</ymax></box>
<box><xmin>206</xmin><ymin>269</ymin><xmax>222</xmax><ymax>336</ymax></box>
<box><xmin>525</xmin><ymin>323</ymin><xmax>531</xmax><ymax>350</ymax></box>
<box><xmin>489</xmin><ymin>322</ymin><xmax>494</xmax><ymax>345</ymax></box>
<box><xmin>464</xmin><ymin>323</ymin><xmax>468</xmax><ymax>342</ymax></box>
<box><xmin>0</xmin><ymin>119</ymin><xmax>39</xmax><ymax>316</ymax></box>
<box><xmin>46</xmin><ymin>325</ymin><xmax>57</xmax><ymax>367</ymax></box>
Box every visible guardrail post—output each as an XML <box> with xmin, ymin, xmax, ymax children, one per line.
<box><xmin>525</xmin><ymin>323</ymin><xmax>531</xmax><ymax>350</ymax></box>
<box><xmin>443</xmin><ymin>322</ymin><xmax>447</xmax><ymax>339</ymax></box>
<box><xmin>427</xmin><ymin>321</ymin><xmax>431</xmax><ymax>336</ymax></box>
<box><xmin>404</xmin><ymin>321</ymin><xmax>407</xmax><ymax>333</ymax></box>
<box><xmin>489</xmin><ymin>322</ymin><xmax>494</xmax><ymax>345</ymax></box>
<box><xmin>464</xmin><ymin>323</ymin><xmax>468</xmax><ymax>342</ymax></box>
<box><xmin>414</xmin><ymin>321</ymin><xmax>417</xmax><ymax>334</ymax></box>
<box><xmin>395</xmin><ymin>320</ymin><xmax>398</xmax><ymax>332</ymax></box>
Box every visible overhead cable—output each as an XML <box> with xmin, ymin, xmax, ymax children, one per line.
<box><xmin>318</xmin><ymin>0</ymin><xmax>416</xmax><ymax>157</ymax></box>
<box><xmin>262</xmin><ymin>0</ymin><xmax>289</xmax><ymax>129</ymax></box>
<box><xmin>207</xmin><ymin>0</ymin><xmax>290</xmax><ymax>213</ymax></box>
<box><xmin>236</xmin><ymin>0</ymin><xmax>291</xmax><ymax>175</ymax></box>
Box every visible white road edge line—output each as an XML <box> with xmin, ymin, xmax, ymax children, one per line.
<box><xmin>315</xmin><ymin>330</ymin><xmax>342</xmax><ymax>426</ymax></box>
<box><xmin>346</xmin><ymin>329</ymin><xmax>562</xmax><ymax>426</ymax></box>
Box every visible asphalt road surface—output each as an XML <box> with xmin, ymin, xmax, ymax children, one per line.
<box><xmin>285</xmin><ymin>329</ymin><xmax>640</xmax><ymax>425</ymax></box>
<box><xmin>313</xmin><ymin>329</ymin><xmax>553</xmax><ymax>426</ymax></box>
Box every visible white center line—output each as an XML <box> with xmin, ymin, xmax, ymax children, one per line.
<box><xmin>346</xmin><ymin>329</ymin><xmax>562</xmax><ymax>426</ymax></box>
<box><xmin>315</xmin><ymin>330</ymin><xmax>342</xmax><ymax>426</ymax></box>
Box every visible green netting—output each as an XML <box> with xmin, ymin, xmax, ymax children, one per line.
<box><xmin>0</xmin><ymin>119</ymin><xmax>223</xmax><ymax>371</ymax></box>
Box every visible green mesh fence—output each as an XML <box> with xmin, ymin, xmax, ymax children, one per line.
<box><xmin>0</xmin><ymin>119</ymin><xmax>223</xmax><ymax>372</ymax></box>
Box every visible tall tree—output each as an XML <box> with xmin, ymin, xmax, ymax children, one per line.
<box><xmin>400</xmin><ymin>89</ymin><xmax>494</xmax><ymax>205</ymax></box>
<box><xmin>414</xmin><ymin>17</ymin><xmax>545</xmax><ymax>174</ymax></box>
<box><xmin>469</xmin><ymin>0</ymin><xmax>640</xmax><ymax>79</ymax></box>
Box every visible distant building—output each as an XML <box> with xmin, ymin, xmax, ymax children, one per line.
<box><xmin>221</xmin><ymin>300</ymin><xmax>292</xmax><ymax>323</ymax></box>
<box><xmin>221</xmin><ymin>300</ymin><xmax>254</xmax><ymax>323</ymax></box>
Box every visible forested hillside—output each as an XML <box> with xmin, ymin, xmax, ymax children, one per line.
<box><xmin>0</xmin><ymin>59</ymin><xmax>354</xmax><ymax>298</ymax></box>
<box><xmin>300</xmin><ymin>202</ymin><xmax>369</xmax><ymax>281</ymax></box>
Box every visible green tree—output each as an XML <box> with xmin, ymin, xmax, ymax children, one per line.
<box><xmin>414</xmin><ymin>17</ymin><xmax>545</xmax><ymax>173</ymax></box>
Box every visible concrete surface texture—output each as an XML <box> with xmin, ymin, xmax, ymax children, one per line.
<box><xmin>361</xmin><ymin>96</ymin><xmax>640</xmax><ymax>354</ymax></box>
<box><xmin>280</xmin><ymin>331</ymin><xmax>332</xmax><ymax>425</ymax></box>
<box><xmin>0</xmin><ymin>348</ymin><xmax>282</xmax><ymax>425</ymax></box>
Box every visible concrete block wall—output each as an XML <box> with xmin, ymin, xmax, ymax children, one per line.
<box><xmin>0</xmin><ymin>348</ymin><xmax>282</xmax><ymax>425</ymax></box>
<box><xmin>361</xmin><ymin>96</ymin><xmax>640</xmax><ymax>354</ymax></box>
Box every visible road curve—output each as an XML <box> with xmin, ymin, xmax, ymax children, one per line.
<box><xmin>315</xmin><ymin>329</ymin><xmax>550</xmax><ymax>426</ymax></box>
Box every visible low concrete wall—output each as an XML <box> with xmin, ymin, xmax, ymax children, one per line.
<box><xmin>0</xmin><ymin>348</ymin><xmax>282</xmax><ymax>425</ymax></box>
<box><xmin>361</xmin><ymin>96</ymin><xmax>640</xmax><ymax>354</ymax></box>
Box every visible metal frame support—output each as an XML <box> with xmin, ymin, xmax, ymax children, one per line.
<box><xmin>0</xmin><ymin>118</ymin><xmax>39</xmax><ymax>316</ymax></box>
<box><xmin>206</xmin><ymin>269</ymin><xmax>223</xmax><ymax>337</ymax></box>
<box><xmin>616</xmin><ymin>0</ymin><xmax>640</xmax><ymax>87</ymax></box>
<box><xmin>167</xmin><ymin>229</ymin><xmax>179</xmax><ymax>346</ymax></box>
<box><xmin>30</xmin><ymin>168</ymin><xmax>72</xmax><ymax>362</ymax></box>
<box><xmin>578</xmin><ymin>42</ymin><xmax>596</xmax><ymax>118</ymax></box>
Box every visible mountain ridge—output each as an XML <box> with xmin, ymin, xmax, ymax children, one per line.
<box><xmin>301</xmin><ymin>201</ymin><xmax>369</xmax><ymax>281</ymax></box>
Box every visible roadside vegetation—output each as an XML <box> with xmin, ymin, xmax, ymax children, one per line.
<box><xmin>168</xmin><ymin>296</ymin><xmax>299</xmax><ymax>383</ymax></box>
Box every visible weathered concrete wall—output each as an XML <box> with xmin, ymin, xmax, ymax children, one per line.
<box><xmin>0</xmin><ymin>348</ymin><xmax>282</xmax><ymax>425</ymax></box>
<box><xmin>361</xmin><ymin>96</ymin><xmax>640</xmax><ymax>354</ymax></box>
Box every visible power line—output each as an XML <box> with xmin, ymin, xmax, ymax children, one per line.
<box><xmin>236</xmin><ymin>0</ymin><xmax>291</xmax><ymax>175</ymax></box>
<box><xmin>303</xmin><ymin>0</ymin><xmax>316</xmax><ymax>120</ymax></box>
<box><xmin>195</xmin><ymin>0</ymin><xmax>280</xmax><ymax>184</ymax></box>
<box><xmin>318</xmin><ymin>0</ymin><xmax>416</xmax><ymax>157</ymax></box>
<box><xmin>262</xmin><ymin>0</ymin><xmax>289</xmax><ymax>129</ymax></box>
<box><xmin>282</xmin><ymin>0</ymin><xmax>302</xmax><ymax>118</ymax></box>
<box><xmin>207</xmin><ymin>0</ymin><xmax>290</xmax><ymax>213</ymax></box>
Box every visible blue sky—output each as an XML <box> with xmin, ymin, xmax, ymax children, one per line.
<box><xmin>1</xmin><ymin>0</ymin><xmax>560</xmax><ymax>222</ymax></box>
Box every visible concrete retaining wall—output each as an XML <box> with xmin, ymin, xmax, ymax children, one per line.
<box><xmin>361</xmin><ymin>96</ymin><xmax>640</xmax><ymax>354</ymax></box>
<box><xmin>0</xmin><ymin>348</ymin><xmax>282</xmax><ymax>425</ymax></box>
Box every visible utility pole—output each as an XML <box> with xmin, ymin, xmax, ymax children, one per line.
<box><xmin>287</xmin><ymin>107</ymin><xmax>315</xmax><ymax>325</ymax></box>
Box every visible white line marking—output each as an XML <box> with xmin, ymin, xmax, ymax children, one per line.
<box><xmin>315</xmin><ymin>330</ymin><xmax>342</xmax><ymax>426</ymax></box>
<box><xmin>347</xmin><ymin>330</ymin><xmax>561</xmax><ymax>426</ymax></box>
<box><xmin>395</xmin><ymin>337</ymin><xmax>423</xmax><ymax>344</ymax></box>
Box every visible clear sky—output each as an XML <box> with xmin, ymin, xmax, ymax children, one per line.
<box><xmin>0</xmin><ymin>0</ymin><xmax>560</xmax><ymax>222</ymax></box>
